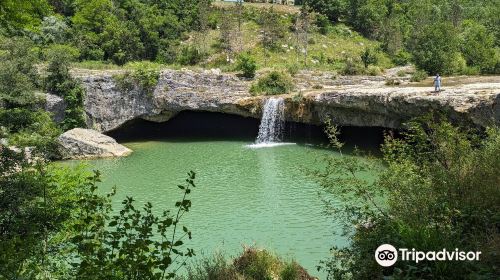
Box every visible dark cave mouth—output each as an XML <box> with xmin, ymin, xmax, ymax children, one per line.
<box><xmin>106</xmin><ymin>111</ymin><xmax>389</xmax><ymax>150</ymax></box>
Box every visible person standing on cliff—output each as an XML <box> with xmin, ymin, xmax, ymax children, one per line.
<box><xmin>434</xmin><ymin>73</ymin><xmax>442</xmax><ymax>93</ymax></box>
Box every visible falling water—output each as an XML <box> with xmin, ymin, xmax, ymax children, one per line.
<box><xmin>256</xmin><ymin>98</ymin><xmax>285</xmax><ymax>143</ymax></box>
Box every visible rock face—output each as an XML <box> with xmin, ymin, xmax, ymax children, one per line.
<box><xmin>57</xmin><ymin>128</ymin><xmax>132</xmax><ymax>159</ymax></box>
<box><xmin>45</xmin><ymin>93</ymin><xmax>66</xmax><ymax>123</ymax></box>
<box><xmin>74</xmin><ymin>69</ymin><xmax>500</xmax><ymax>132</ymax></box>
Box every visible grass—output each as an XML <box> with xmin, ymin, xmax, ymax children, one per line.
<box><xmin>180</xmin><ymin>248</ymin><xmax>314</xmax><ymax>280</ymax></box>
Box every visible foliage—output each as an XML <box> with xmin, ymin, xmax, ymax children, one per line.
<box><xmin>460</xmin><ymin>20</ymin><xmax>498</xmax><ymax>74</ymax></box>
<box><xmin>0</xmin><ymin>0</ymin><xmax>52</xmax><ymax>33</ymax></box>
<box><xmin>0</xmin><ymin>150</ymin><xmax>199</xmax><ymax>280</ymax></box>
<box><xmin>258</xmin><ymin>7</ymin><xmax>289</xmax><ymax>64</ymax></box>
<box><xmin>250</xmin><ymin>71</ymin><xmax>294</xmax><ymax>96</ymax></box>
<box><xmin>44</xmin><ymin>44</ymin><xmax>86</xmax><ymax>131</ymax></box>
<box><xmin>182</xmin><ymin>248</ymin><xmax>314</xmax><ymax>280</ymax></box>
<box><xmin>71</xmin><ymin>170</ymin><xmax>197</xmax><ymax>280</ymax></box>
<box><xmin>410</xmin><ymin>70</ymin><xmax>428</xmax><ymax>82</ymax></box>
<box><xmin>313</xmin><ymin>119</ymin><xmax>500</xmax><ymax>279</ymax></box>
<box><xmin>360</xmin><ymin>47</ymin><xmax>378</xmax><ymax>68</ymax></box>
<box><xmin>0</xmin><ymin>152</ymin><xmax>81</xmax><ymax>279</ymax></box>
<box><xmin>410</xmin><ymin>22</ymin><xmax>462</xmax><ymax>75</ymax></box>
<box><xmin>0</xmin><ymin>109</ymin><xmax>61</xmax><ymax>156</ymax></box>
<box><xmin>177</xmin><ymin>46</ymin><xmax>204</xmax><ymax>66</ymax></box>
<box><xmin>305</xmin><ymin>0</ymin><xmax>345</xmax><ymax>22</ymax></box>
<box><xmin>0</xmin><ymin>37</ymin><xmax>40</xmax><ymax>107</ymax></box>
<box><xmin>184</xmin><ymin>253</ymin><xmax>241</xmax><ymax>280</ymax></box>
<box><xmin>307</xmin><ymin>0</ymin><xmax>500</xmax><ymax>75</ymax></box>
<box><xmin>236</xmin><ymin>53</ymin><xmax>257</xmax><ymax>79</ymax></box>
<box><xmin>114</xmin><ymin>68</ymin><xmax>160</xmax><ymax>97</ymax></box>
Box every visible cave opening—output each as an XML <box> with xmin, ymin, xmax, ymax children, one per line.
<box><xmin>106</xmin><ymin>111</ymin><xmax>388</xmax><ymax>150</ymax></box>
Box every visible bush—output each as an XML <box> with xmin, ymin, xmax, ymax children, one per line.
<box><xmin>393</xmin><ymin>50</ymin><xmax>412</xmax><ymax>66</ymax></box>
<box><xmin>250</xmin><ymin>71</ymin><xmax>294</xmax><ymax>96</ymax></box>
<box><xmin>367</xmin><ymin>65</ymin><xmax>381</xmax><ymax>76</ymax></box>
<box><xmin>0</xmin><ymin>37</ymin><xmax>39</xmax><ymax>108</ymax></box>
<box><xmin>340</xmin><ymin>56</ymin><xmax>364</xmax><ymax>75</ymax></box>
<box><xmin>461</xmin><ymin>20</ymin><xmax>497</xmax><ymax>74</ymax></box>
<box><xmin>236</xmin><ymin>53</ymin><xmax>257</xmax><ymax>79</ymax></box>
<box><xmin>0</xmin><ymin>108</ymin><xmax>60</xmax><ymax>156</ymax></box>
<box><xmin>178</xmin><ymin>46</ymin><xmax>204</xmax><ymax>66</ymax></box>
<box><xmin>360</xmin><ymin>47</ymin><xmax>378</xmax><ymax>68</ymax></box>
<box><xmin>410</xmin><ymin>22</ymin><xmax>461</xmax><ymax>75</ymax></box>
<box><xmin>114</xmin><ymin>69</ymin><xmax>160</xmax><ymax>97</ymax></box>
<box><xmin>410</xmin><ymin>70</ymin><xmax>428</xmax><ymax>82</ymax></box>
<box><xmin>181</xmin><ymin>248</ymin><xmax>315</xmax><ymax>280</ymax></box>
<box><xmin>185</xmin><ymin>253</ymin><xmax>240</xmax><ymax>280</ymax></box>
<box><xmin>44</xmin><ymin>44</ymin><xmax>86</xmax><ymax>131</ymax></box>
<box><xmin>315</xmin><ymin>119</ymin><xmax>500</xmax><ymax>279</ymax></box>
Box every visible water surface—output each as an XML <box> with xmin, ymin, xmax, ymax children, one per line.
<box><xmin>77</xmin><ymin>139</ymin><xmax>348</xmax><ymax>278</ymax></box>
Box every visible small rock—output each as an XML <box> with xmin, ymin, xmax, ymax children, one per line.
<box><xmin>57</xmin><ymin>128</ymin><xmax>132</xmax><ymax>159</ymax></box>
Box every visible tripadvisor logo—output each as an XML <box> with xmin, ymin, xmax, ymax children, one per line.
<box><xmin>375</xmin><ymin>244</ymin><xmax>481</xmax><ymax>267</ymax></box>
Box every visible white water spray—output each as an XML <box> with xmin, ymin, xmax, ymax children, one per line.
<box><xmin>256</xmin><ymin>98</ymin><xmax>285</xmax><ymax>143</ymax></box>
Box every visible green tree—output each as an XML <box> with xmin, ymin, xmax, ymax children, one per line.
<box><xmin>360</xmin><ymin>47</ymin><xmax>378</xmax><ymax>68</ymax></box>
<box><xmin>314</xmin><ymin>119</ymin><xmax>500</xmax><ymax>279</ymax></box>
<box><xmin>410</xmin><ymin>22</ymin><xmax>463</xmax><ymax>74</ymax></box>
<box><xmin>236</xmin><ymin>53</ymin><xmax>257</xmax><ymax>79</ymax></box>
<box><xmin>0</xmin><ymin>0</ymin><xmax>52</xmax><ymax>33</ymax></box>
<box><xmin>45</xmin><ymin>44</ymin><xmax>86</xmax><ymax>130</ymax></box>
<box><xmin>0</xmin><ymin>37</ymin><xmax>40</xmax><ymax>108</ymax></box>
<box><xmin>460</xmin><ymin>20</ymin><xmax>497</xmax><ymax>73</ymax></box>
<box><xmin>305</xmin><ymin>0</ymin><xmax>345</xmax><ymax>22</ymax></box>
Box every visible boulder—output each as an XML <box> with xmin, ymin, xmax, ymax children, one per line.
<box><xmin>57</xmin><ymin>128</ymin><xmax>132</xmax><ymax>159</ymax></box>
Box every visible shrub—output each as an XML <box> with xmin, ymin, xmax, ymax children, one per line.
<box><xmin>0</xmin><ymin>108</ymin><xmax>60</xmax><ymax>156</ymax></box>
<box><xmin>250</xmin><ymin>71</ymin><xmax>294</xmax><ymax>96</ymax></box>
<box><xmin>236</xmin><ymin>53</ymin><xmax>257</xmax><ymax>79</ymax></box>
<box><xmin>410</xmin><ymin>22</ymin><xmax>461</xmax><ymax>75</ymax></box>
<box><xmin>367</xmin><ymin>65</ymin><xmax>381</xmax><ymax>76</ymax></box>
<box><xmin>360</xmin><ymin>47</ymin><xmax>378</xmax><ymax>68</ymax></box>
<box><xmin>314</xmin><ymin>119</ymin><xmax>500</xmax><ymax>279</ymax></box>
<box><xmin>113</xmin><ymin>69</ymin><xmax>160</xmax><ymax>97</ymax></box>
<box><xmin>410</xmin><ymin>69</ymin><xmax>428</xmax><ymax>82</ymax></box>
<box><xmin>340</xmin><ymin>57</ymin><xmax>364</xmax><ymax>75</ymax></box>
<box><xmin>185</xmin><ymin>253</ymin><xmax>240</xmax><ymax>280</ymax></box>
<box><xmin>461</xmin><ymin>20</ymin><xmax>497</xmax><ymax>74</ymax></box>
<box><xmin>280</xmin><ymin>262</ymin><xmax>300</xmax><ymax>280</ymax></box>
<box><xmin>385</xmin><ymin>78</ymin><xmax>400</xmax><ymax>86</ymax></box>
<box><xmin>286</xmin><ymin>63</ymin><xmax>300</xmax><ymax>76</ymax></box>
<box><xmin>44</xmin><ymin>44</ymin><xmax>86</xmax><ymax>131</ymax></box>
<box><xmin>393</xmin><ymin>50</ymin><xmax>412</xmax><ymax>66</ymax></box>
<box><xmin>178</xmin><ymin>46</ymin><xmax>204</xmax><ymax>66</ymax></box>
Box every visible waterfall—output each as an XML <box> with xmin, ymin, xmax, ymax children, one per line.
<box><xmin>256</xmin><ymin>98</ymin><xmax>285</xmax><ymax>143</ymax></box>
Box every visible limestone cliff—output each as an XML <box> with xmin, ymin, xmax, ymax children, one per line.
<box><xmin>72</xmin><ymin>69</ymin><xmax>499</xmax><ymax>132</ymax></box>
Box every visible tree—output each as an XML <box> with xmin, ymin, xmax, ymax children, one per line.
<box><xmin>305</xmin><ymin>0</ymin><xmax>345</xmax><ymax>22</ymax></box>
<box><xmin>0</xmin><ymin>0</ymin><xmax>52</xmax><ymax>33</ymax></box>
<box><xmin>360</xmin><ymin>47</ymin><xmax>378</xmax><ymax>68</ymax></box>
<box><xmin>295</xmin><ymin>4</ymin><xmax>314</xmax><ymax>66</ymax></box>
<box><xmin>460</xmin><ymin>20</ymin><xmax>497</xmax><ymax>73</ymax></box>
<box><xmin>236</xmin><ymin>53</ymin><xmax>257</xmax><ymax>79</ymax></box>
<box><xmin>258</xmin><ymin>7</ymin><xmax>287</xmax><ymax>66</ymax></box>
<box><xmin>0</xmin><ymin>147</ymin><xmax>199</xmax><ymax>279</ymax></box>
<box><xmin>0</xmin><ymin>37</ymin><xmax>39</xmax><ymax>108</ymax></box>
<box><xmin>45</xmin><ymin>44</ymin><xmax>86</xmax><ymax>130</ymax></box>
<box><xmin>314</xmin><ymin>118</ymin><xmax>500</xmax><ymax>279</ymax></box>
<box><xmin>409</xmin><ymin>22</ymin><xmax>463</xmax><ymax>74</ymax></box>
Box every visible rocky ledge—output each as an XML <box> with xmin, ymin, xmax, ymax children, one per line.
<box><xmin>57</xmin><ymin>128</ymin><xmax>132</xmax><ymax>159</ymax></box>
<box><xmin>63</xmin><ymin>68</ymin><xmax>499</xmax><ymax>133</ymax></box>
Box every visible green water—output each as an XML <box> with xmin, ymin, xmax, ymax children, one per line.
<box><xmin>76</xmin><ymin>139</ymin><xmax>356</xmax><ymax>278</ymax></box>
